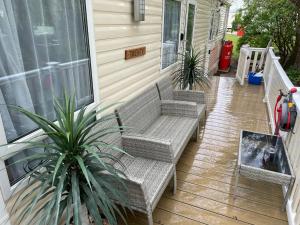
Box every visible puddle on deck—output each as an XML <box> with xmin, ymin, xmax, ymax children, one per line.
<box><xmin>241</xmin><ymin>132</ymin><xmax>281</xmax><ymax>172</ymax></box>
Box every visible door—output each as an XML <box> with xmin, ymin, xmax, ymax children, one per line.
<box><xmin>185</xmin><ymin>2</ymin><xmax>196</xmax><ymax>53</ymax></box>
<box><xmin>236</xmin><ymin>45</ymin><xmax>251</xmax><ymax>85</ymax></box>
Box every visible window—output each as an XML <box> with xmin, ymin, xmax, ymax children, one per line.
<box><xmin>209</xmin><ymin>10</ymin><xmax>221</xmax><ymax>41</ymax></box>
<box><xmin>0</xmin><ymin>0</ymin><xmax>95</xmax><ymax>191</ymax></box>
<box><xmin>162</xmin><ymin>0</ymin><xmax>181</xmax><ymax>69</ymax></box>
<box><xmin>5</xmin><ymin>142</ymin><xmax>48</xmax><ymax>186</ymax></box>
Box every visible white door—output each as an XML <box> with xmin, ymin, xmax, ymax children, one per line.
<box><xmin>236</xmin><ymin>45</ymin><xmax>251</xmax><ymax>85</ymax></box>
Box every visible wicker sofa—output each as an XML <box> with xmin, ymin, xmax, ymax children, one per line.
<box><xmin>96</xmin><ymin>117</ymin><xmax>176</xmax><ymax>225</ymax></box>
<box><xmin>115</xmin><ymin>85</ymin><xmax>200</xmax><ymax>165</ymax></box>
<box><xmin>156</xmin><ymin>75</ymin><xmax>207</xmax><ymax>121</ymax></box>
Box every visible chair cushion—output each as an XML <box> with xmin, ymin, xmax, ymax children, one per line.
<box><xmin>156</xmin><ymin>76</ymin><xmax>174</xmax><ymax>100</ymax></box>
<box><xmin>91</xmin><ymin>115</ymin><xmax>123</xmax><ymax>164</ymax></box>
<box><xmin>117</xmin><ymin>85</ymin><xmax>161</xmax><ymax>134</ymax></box>
<box><xmin>142</xmin><ymin>115</ymin><xmax>198</xmax><ymax>162</ymax></box>
<box><xmin>114</xmin><ymin>155</ymin><xmax>174</xmax><ymax>208</ymax></box>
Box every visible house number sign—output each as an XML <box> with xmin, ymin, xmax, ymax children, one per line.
<box><xmin>125</xmin><ymin>47</ymin><xmax>146</xmax><ymax>60</ymax></box>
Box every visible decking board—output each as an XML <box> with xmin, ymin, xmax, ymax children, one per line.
<box><xmin>124</xmin><ymin>77</ymin><xmax>287</xmax><ymax>225</ymax></box>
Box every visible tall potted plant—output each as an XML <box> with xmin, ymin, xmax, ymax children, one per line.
<box><xmin>6</xmin><ymin>95</ymin><xmax>129</xmax><ymax>225</ymax></box>
<box><xmin>173</xmin><ymin>47</ymin><xmax>210</xmax><ymax>90</ymax></box>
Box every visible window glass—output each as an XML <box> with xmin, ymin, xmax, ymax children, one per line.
<box><xmin>209</xmin><ymin>10</ymin><xmax>221</xmax><ymax>41</ymax></box>
<box><xmin>0</xmin><ymin>0</ymin><xmax>93</xmax><ymax>142</ymax></box>
<box><xmin>162</xmin><ymin>0</ymin><xmax>181</xmax><ymax>69</ymax></box>
<box><xmin>209</xmin><ymin>12</ymin><xmax>215</xmax><ymax>40</ymax></box>
<box><xmin>5</xmin><ymin>140</ymin><xmax>49</xmax><ymax>186</ymax></box>
<box><xmin>186</xmin><ymin>4</ymin><xmax>195</xmax><ymax>53</ymax></box>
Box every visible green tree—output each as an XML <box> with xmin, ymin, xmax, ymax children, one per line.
<box><xmin>232</xmin><ymin>10</ymin><xmax>243</xmax><ymax>31</ymax></box>
<box><xmin>287</xmin><ymin>0</ymin><xmax>300</xmax><ymax>69</ymax></box>
<box><xmin>238</xmin><ymin>0</ymin><xmax>298</xmax><ymax>67</ymax></box>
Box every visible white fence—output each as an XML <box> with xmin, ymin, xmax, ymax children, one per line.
<box><xmin>237</xmin><ymin>47</ymin><xmax>300</xmax><ymax>225</ymax></box>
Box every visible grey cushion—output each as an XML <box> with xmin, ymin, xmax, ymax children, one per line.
<box><xmin>117</xmin><ymin>85</ymin><xmax>161</xmax><ymax>134</ymax></box>
<box><xmin>157</xmin><ymin>76</ymin><xmax>206</xmax><ymax>121</ymax></box>
<box><xmin>157</xmin><ymin>76</ymin><xmax>174</xmax><ymax>100</ymax></box>
<box><xmin>142</xmin><ymin>116</ymin><xmax>198</xmax><ymax>162</ymax></box>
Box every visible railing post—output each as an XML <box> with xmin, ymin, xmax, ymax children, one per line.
<box><xmin>263</xmin><ymin>55</ymin><xmax>280</xmax><ymax>103</ymax></box>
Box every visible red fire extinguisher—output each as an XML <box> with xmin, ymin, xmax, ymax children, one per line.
<box><xmin>219</xmin><ymin>40</ymin><xmax>233</xmax><ymax>72</ymax></box>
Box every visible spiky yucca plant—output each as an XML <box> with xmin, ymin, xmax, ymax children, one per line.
<box><xmin>7</xmin><ymin>95</ymin><xmax>129</xmax><ymax>225</ymax></box>
<box><xmin>173</xmin><ymin>48</ymin><xmax>210</xmax><ymax>90</ymax></box>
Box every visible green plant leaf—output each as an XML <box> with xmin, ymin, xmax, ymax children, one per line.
<box><xmin>52</xmin><ymin>153</ymin><xmax>67</xmax><ymax>184</ymax></box>
<box><xmin>74</xmin><ymin>155</ymin><xmax>92</xmax><ymax>189</ymax></box>
<box><xmin>71</xmin><ymin>171</ymin><xmax>82</xmax><ymax>225</ymax></box>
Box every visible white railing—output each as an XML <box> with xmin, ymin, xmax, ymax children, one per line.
<box><xmin>237</xmin><ymin>47</ymin><xmax>300</xmax><ymax>225</ymax></box>
<box><xmin>236</xmin><ymin>45</ymin><xmax>268</xmax><ymax>85</ymax></box>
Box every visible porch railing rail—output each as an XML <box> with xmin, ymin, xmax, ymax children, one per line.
<box><xmin>238</xmin><ymin>47</ymin><xmax>300</xmax><ymax>225</ymax></box>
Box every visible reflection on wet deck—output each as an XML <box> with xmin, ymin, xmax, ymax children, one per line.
<box><xmin>125</xmin><ymin>77</ymin><xmax>288</xmax><ymax>225</ymax></box>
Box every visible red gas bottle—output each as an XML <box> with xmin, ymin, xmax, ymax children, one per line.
<box><xmin>219</xmin><ymin>40</ymin><xmax>233</xmax><ymax>72</ymax></box>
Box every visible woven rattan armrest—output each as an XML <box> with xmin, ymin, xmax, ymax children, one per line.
<box><xmin>173</xmin><ymin>90</ymin><xmax>206</xmax><ymax>104</ymax></box>
<box><xmin>121</xmin><ymin>135</ymin><xmax>174</xmax><ymax>163</ymax></box>
<box><xmin>161</xmin><ymin>100</ymin><xmax>198</xmax><ymax>118</ymax></box>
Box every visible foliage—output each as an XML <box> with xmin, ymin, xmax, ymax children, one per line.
<box><xmin>287</xmin><ymin>67</ymin><xmax>300</xmax><ymax>85</ymax></box>
<box><xmin>232</xmin><ymin>10</ymin><xmax>243</xmax><ymax>31</ymax></box>
<box><xmin>7</xmin><ymin>95</ymin><xmax>129</xmax><ymax>225</ymax></box>
<box><xmin>173</xmin><ymin>48</ymin><xmax>210</xmax><ymax>90</ymax></box>
<box><xmin>238</xmin><ymin>0</ymin><xmax>298</xmax><ymax>67</ymax></box>
<box><xmin>225</xmin><ymin>34</ymin><xmax>241</xmax><ymax>60</ymax></box>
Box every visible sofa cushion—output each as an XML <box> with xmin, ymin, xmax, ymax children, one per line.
<box><xmin>91</xmin><ymin>115</ymin><xmax>123</xmax><ymax>163</ymax></box>
<box><xmin>114</xmin><ymin>154</ymin><xmax>174</xmax><ymax>209</ymax></box>
<box><xmin>117</xmin><ymin>85</ymin><xmax>161</xmax><ymax>134</ymax></box>
<box><xmin>156</xmin><ymin>76</ymin><xmax>174</xmax><ymax>100</ymax></box>
<box><xmin>142</xmin><ymin>115</ymin><xmax>198</xmax><ymax>162</ymax></box>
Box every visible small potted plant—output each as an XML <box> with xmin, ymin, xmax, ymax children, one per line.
<box><xmin>6</xmin><ymin>94</ymin><xmax>129</xmax><ymax>225</ymax></box>
<box><xmin>173</xmin><ymin>47</ymin><xmax>210</xmax><ymax>90</ymax></box>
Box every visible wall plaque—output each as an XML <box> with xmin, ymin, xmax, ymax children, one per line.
<box><xmin>125</xmin><ymin>47</ymin><xmax>146</xmax><ymax>60</ymax></box>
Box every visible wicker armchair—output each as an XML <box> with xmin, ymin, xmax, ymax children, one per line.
<box><xmin>115</xmin><ymin>85</ymin><xmax>200</xmax><ymax>165</ymax></box>
<box><xmin>156</xmin><ymin>75</ymin><xmax>207</xmax><ymax>121</ymax></box>
<box><xmin>94</xmin><ymin>118</ymin><xmax>176</xmax><ymax>225</ymax></box>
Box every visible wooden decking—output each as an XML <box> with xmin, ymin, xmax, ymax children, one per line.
<box><xmin>126</xmin><ymin>76</ymin><xmax>288</xmax><ymax>225</ymax></box>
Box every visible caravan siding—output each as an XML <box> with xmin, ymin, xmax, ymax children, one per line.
<box><xmin>207</xmin><ymin>1</ymin><xmax>230</xmax><ymax>74</ymax></box>
<box><xmin>193</xmin><ymin>0</ymin><xmax>212</xmax><ymax>61</ymax></box>
<box><xmin>93</xmin><ymin>0</ymin><xmax>164</xmax><ymax>104</ymax></box>
<box><xmin>92</xmin><ymin>0</ymin><xmax>228</xmax><ymax>104</ymax></box>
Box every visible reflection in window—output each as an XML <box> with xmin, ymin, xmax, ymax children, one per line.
<box><xmin>0</xmin><ymin>0</ymin><xmax>94</xmax><ymax>142</ymax></box>
<box><xmin>4</xmin><ymin>139</ymin><xmax>51</xmax><ymax>186</ymax></box>
<box><xmin>162</xmin><ymin>0</ymin><xmax>181</xmax><ymax>69</ymax></box>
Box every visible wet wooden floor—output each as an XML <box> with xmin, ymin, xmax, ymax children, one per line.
<box><xmin>124</xmin><ymin>77</ymin><xmax>288</xmax><ymax>225</ymax></box>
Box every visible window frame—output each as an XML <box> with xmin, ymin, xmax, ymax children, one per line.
<box><xmin>184</xmin><ymin>0</ymin><xmax>197</xmax><ymax>53</ymax></box>
<box><xmin>160</xmin><ymin>0</ymin><xmax>183</xmax><ymax>72</ymax></box>
<box><xmin>208</xmin><ymin>3</ymin><xmax>222</xmax><ymax>42</ymax></box>
<box><xmin>0</xmin><ymin>0</ymin><xmax>100</xmax><ymax>201</ymax></box>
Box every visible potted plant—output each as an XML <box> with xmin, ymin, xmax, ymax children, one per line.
<box><xmin>173</xmin><ymin>47</ymin><xmax>210</xmax><ymax>90</ymax></box>
<box><xmin>6</xmin><ymin>95</ymin><xmax>129</xmax><ymax>225</ymax></box>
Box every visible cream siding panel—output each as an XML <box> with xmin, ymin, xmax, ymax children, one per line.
<box><xmin>100</xmin><ymin>50</ymin><xmax>161</xmax><ymax>77</ymax></box>
<box><xmin>94</xmin><ymin>13</ymin><xmax>162</xmax><ymax>25</ymax></box>
<box><xmin>95</xmin><ymin>25</ymin><xmax>161</xmax><ymax>40</ymax></box>
<box><xmin>92</xmin><ymin>0</ymin><xmax>224</xmax><ymax>104</ymax></box>
<box><xmin>193</xmin><ymin>0</ymin><xmax>212</xmax><ymax>51</ymax></box>
<box><xmin>95</xmin><ymin>33</ymin><xmax>161</xmax><ymax>52</ymax></box>
<box><xmin>97</xmin><ymin>42</ymin><xmax>161</xmax><ymax>65</ymax></box>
